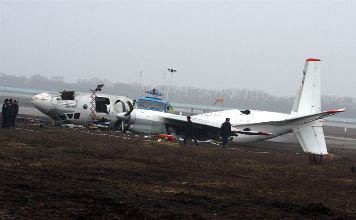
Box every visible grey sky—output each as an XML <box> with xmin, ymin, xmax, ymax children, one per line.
<box><xmin>0</xmin><ymin>0</ymin><xmax>355</xmax><ymax>97</ymax></box>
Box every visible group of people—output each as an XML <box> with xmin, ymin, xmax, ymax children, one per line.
<box><xmin>184</xmin><ymin>116</ymin><xmax>232</xmax><ymax>147</ymax></box>
<box><xmin>1</xmin><ymin>98</ymin><xmax>19</xmax><ymax>129</ymax></box>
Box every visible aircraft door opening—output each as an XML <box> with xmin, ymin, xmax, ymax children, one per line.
<box><xmin>95</xmin><ymin>97</ymin><xmax>110</xmax><ymax>114</ymax></box>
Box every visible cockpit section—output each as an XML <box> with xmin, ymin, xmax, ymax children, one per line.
<box><xmin>50</xmin><ymin>112</ymin><xmax>81</xmax><ymax>124</ymax></box>
<box><xmin>60</xmin><ymin>90</ymin><xmax>75</xmax><ymax>100</ymax></box>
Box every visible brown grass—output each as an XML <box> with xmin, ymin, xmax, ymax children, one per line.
<box><xmin>0</xmin><ymin>122</ymin><xmax>355</xmax><ymax>219</ymax></box>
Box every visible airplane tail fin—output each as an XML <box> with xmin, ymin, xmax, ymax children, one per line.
<box><xmin>291</xmin><ymin>58</ymin><xmax>321</xmax><ymax>116</ymax></box>
<box><xmin>291</xmin><ymin>58</ymin><xmax>327</xmax><ymax>155</ymax></box>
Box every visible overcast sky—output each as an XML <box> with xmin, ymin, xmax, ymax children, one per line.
<box><xmin>0</xmin><ymin>0</ymin><xmax>355</xmax><ymax>97</ymax></box>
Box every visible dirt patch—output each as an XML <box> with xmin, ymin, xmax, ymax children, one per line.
<box><xmin>0</xmin><ymin>121</ymin><xmax>355</xmax><ymax>219</ymax></box>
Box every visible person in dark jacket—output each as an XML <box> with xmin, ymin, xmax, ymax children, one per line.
<box><xmin>5</xmin><ymin>99</ymin><xmax>14</xmax><ymax>129</ymax></box>
<box><xmin>220</xmin><ymin>118</ymin><xmax>232</xmax><ymax>147</ymax></box>
<box><xmin>1</xmin><ymin>99</ymin><xmax>8</xmax><ymax>128</ymax></box>
<box><xmin>183</xmin><ymin>116</ymin><xmax>199</xmax><ymax>146</ymax></box>
<box><xmin>11</xmin><ymin>100</ymin><xmax>19</xmax><ymax>128</ymax></box>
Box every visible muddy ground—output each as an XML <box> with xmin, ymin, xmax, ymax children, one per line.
<box><xmin>0</xmin><ymin>118</ymin><xmax>355</xmax><ymax>219</ymax></box>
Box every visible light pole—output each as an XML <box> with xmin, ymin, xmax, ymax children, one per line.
<box><xmin>166</xmin><ymin>68</ymin><xmax>176</xmax><ymax>101</ymax></box>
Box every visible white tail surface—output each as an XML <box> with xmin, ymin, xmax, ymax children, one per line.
<box><xmin>292</xmin><ymin>58</ymin><xmax>328</xmax><ymax>155</ymax></box>
<box><xmin>291</xmin><ymin>58</ymin><xmax>321</xmax><ymax>116</ymax></box>
<box><xmin>293</xmin><ymin>122</ymin><xmax>327</xmax><ymax>155</ymax></box>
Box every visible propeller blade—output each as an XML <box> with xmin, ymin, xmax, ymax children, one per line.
<box><xmin>115</xmin><ymin>100</ymin><xmax>134</xmax><ymax>132</ymax></box>
<box><xmin>115</xmin><ymin>100</ymin><xmax>127</xmax><ymax>112</ymax></box>
<box><xmin>124</xmin><ymin>100</ymin><xmax>134</xmax><ymax>116</ymax></box>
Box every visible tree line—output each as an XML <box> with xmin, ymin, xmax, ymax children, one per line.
<box><xmin>1</xmin><ymin>73</ymin><xmax>354</xmax><ymax>118</ymax></box>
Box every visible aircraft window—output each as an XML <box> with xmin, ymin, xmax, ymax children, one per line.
<box><xmin>74</xmin><ymin>113</ymin><xmax>80</xmax><ymax>119</ymax></box>
<box><xmin>66</xmin><ymin>113</ymin><xmax>73</xmax><ymax>119</ymax></box>
<box><xmin>137</xmin><ymin>99</ymin><xmax>165</xmax><ymax>112</ymax></box>
<box><xmin>60</xmin><ymin>90</ymin><xmax>75</xmax><ymax>100</ymax></box>
<box><xmin>59</xmin><ymin>114</ymin><xmax>67</xmax><ymax>120</ymax></box>
<box><xmin>83</xmin><ymin>104</ymin><xmax>88</xmax><ymax>110</ymax></box>
<box><xmin>95</xmin><ymin>97</ymin><xmax>110</xmax><ymax>113</ymax></box>
<box><xmin>240</xmin><ymin>110</ymin><xmax>251</xmax><ymax>115</ymax></box>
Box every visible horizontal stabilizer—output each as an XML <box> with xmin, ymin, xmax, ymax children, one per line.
<box><xmin>234</xmin><ymin>108</ymin><xmax>345</xmax><ymax>128</ymax></box>
<box><xmin>293</xmin><ymin>122</ymin><xmax>327</xmax><ymax>155</ymax></box>
<box><xmin>283</xmin><ymin>108</ymin><xmax>345</xmax><ymax>126</ymax></box>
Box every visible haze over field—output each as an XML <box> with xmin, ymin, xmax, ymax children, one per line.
<box><xmin>0</xmin><ymin>0</ymin><xmax>355</xmax><ymax>97</ymax></box>
<box><xmin>1</xmin><ymin>73</ymin><xmax>355</xmax><ymax>118</ymax></box>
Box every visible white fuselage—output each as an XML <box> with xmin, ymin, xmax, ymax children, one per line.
<box><xmin>193</xmin><ymin>109</ymin><xmax>291</xmax><ymax>143</ymax></box>
<box><xmin>32</xmin><ymin>92</ymin><xmax>133</xmax><ymax>125</ymax></box>
<box><xmin>127</xmin><ymin>108</ymin><xmax>292</xmax><ymax>144</ymax></box>
<box><xmin>126</xmin><ymin>109</ymin><xmax>169</xmax><ymax>134</ymax></box>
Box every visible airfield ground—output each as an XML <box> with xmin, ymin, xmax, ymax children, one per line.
<box><xmin>0</xmin><ymin>117</ymin><xmax>355</xmax><ymax>219</ymax></box>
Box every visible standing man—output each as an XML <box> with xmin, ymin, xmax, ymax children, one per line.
<box><xmin>11</xmin><ymin>100</ymin><xmax>19</xmax><ymax>128</ymax></box>
<box><xmin>220</xmin><ymin>118</ymin><xmax>232</xmax><ymax>147</ymax></box>
<box><xmin>5</xmin><ymin>99</ymin><xmax>14</xmax><ymax>129</ymax></box>
<box><xmin>183</xmin><ymin>116</ymin><xmax>199</xmax><ymax>146</ymax></box>
<box><xmin>1</xmin><ymin>99</ymin><xmax>8</xmax><ymax>128</ymax></box>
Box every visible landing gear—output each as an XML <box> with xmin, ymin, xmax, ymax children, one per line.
<box><xmin>113</xmin><ymin>120</ymin><xmax>128</xmax><ymax>132</ymax></box>
<box><xmin>113</xmin><ymin>120</ymin><xmax>121</xmax><ymax>131</ymax></box>
<box><xmin>308</xmin><ymin>154</ymin><xmax>324</xmax><ymax>165</ymax></box>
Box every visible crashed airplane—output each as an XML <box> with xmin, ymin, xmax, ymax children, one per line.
<box><xmin>116</xmin><ymin>58</ymin><xmax>344</xmax><ymax>155</ymax></box>
<box><xmin>32</xmin><ymin>58</ymin><xmax>344</xmax><ymax>155</ymax></box>
<box><xmin>31</xmin><ymin>84</ymin><xmax>134</xmax><ymax>128</ymax></box>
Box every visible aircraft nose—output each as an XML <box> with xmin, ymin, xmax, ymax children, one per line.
<box><xmin>31</xmin><ymin>93</ymin><xmax>43</xmax><ymax>107</ymax></box>
<box><xmin>31</xmin><ymin>93</ymin><xmax>52</xmax><ymax>113</ymax></box>
<box><xmin>31</xmin><ymin>94</ymin><xmax>39</xmax><ymax>102</ymax></box>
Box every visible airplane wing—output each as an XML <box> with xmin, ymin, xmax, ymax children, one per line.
<box><xmin>163</xmin><ymin>114</ymin><xmax>271</xmax><ymax>138</ymax></box>
<box><xmin>233</xmin><ymin>108</ymin><xmax>346</xmax><ymax>129</ymax></box>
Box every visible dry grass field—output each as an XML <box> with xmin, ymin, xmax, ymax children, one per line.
<box><xmin>0</xmin><ymin>119</ymin><xmax>355</xmax><ymax>219</ymax></box>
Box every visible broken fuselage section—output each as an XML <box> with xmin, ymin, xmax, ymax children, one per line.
<box><xmin>32</xmin><ymin>90</ymin><xmax>133</xmax><ymax>126</ymax></box>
